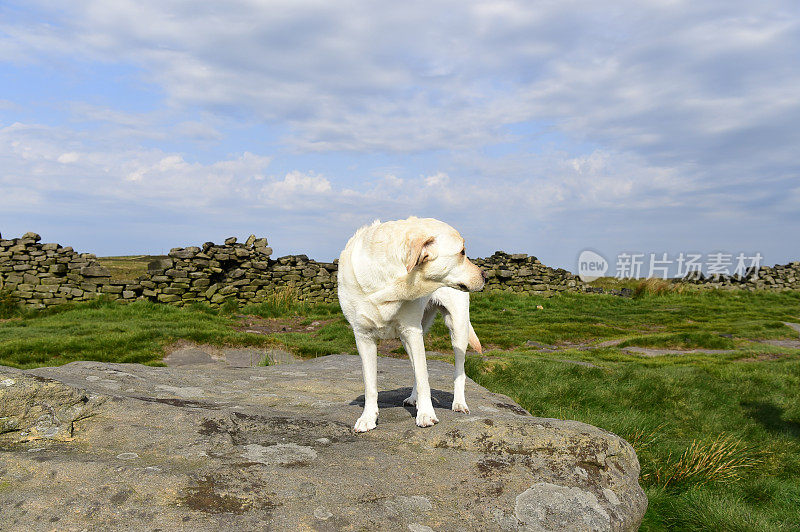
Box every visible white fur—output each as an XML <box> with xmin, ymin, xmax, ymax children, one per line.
<box><xmin>337</xmin><ymin>217</ymin><xmax>485</xmax><ymax>432</ymax></box>
<box><xmin>403</xmin><ymin>286</ymin><xmax>479</xmax><ymax>414</ymax></box>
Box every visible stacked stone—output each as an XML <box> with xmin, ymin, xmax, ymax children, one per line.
<box><xmin>141</xmin><ymin>236</ymin><xmax>339</xmax><ymax>307</ymax></box>
<box><xmin>0</xmin><ymin>232</ymin><xmax>140</xmax><ymax>308</ymax></box>
<box><xmin>142</xmin><ymin>235</ymin><xmax>274</xmax><ymax>306</ymax></box>
<box><xmin>268</xmin><ymin>254</ymin><xmax>338</xmax><ymax>304</ymax></box>
<box><xmin>472</xmin><ymin>252</ymin><xmax>584</xmax><ymax>296</ymax></box>
<box><xmin>681</xmin><ymin>261</ymin><xmax>800</xmax><ymax>291</ymax></box>
<box><xmin>758</xmin><ymin>262</ymin><xmax>800</xmax><ymax>289</ymax></box>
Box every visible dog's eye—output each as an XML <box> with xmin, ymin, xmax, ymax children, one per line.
<box><xmin>460</xmin><ymin>249</ymin><xmax>466</xmax><ymax>256</ymax></box>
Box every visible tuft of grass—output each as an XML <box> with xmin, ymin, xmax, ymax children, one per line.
<box><xmin>220</xmin><ymin>297</ymin><xmax>240</xmax><ymax>315</ymax></box>
<box><xmin>633</xmin><ymin>278</ymin><xmax>687</xmax><ymax>298</ymax></box>
<box><xmin>650</xmin><ymin>434</ymin><xmax>764</xmax><ymax>488</ymax></box>
<box><xmin>0</xmin><ymin>289</ymin><xmax>21</xmax><ymax>319</ymax></box>
<box><xmin>623</xmin><ymin>423</ymin><xmax>666</xmax><ymax>454</ymax></box>
<box><xmin>241</xmin><ymin>287</ymin><xmax>341</xmax><ymax>319</ymax></box>
<box><xmin>242</xmin><ymin>287</ymin><xmax>309</xmax><ymax>318</ymax></box>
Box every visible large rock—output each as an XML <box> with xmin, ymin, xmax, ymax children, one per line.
<box><xmin>0</xmin><ymin>355</ymin><xmax>646</xmax><ymax>531</ymax></box>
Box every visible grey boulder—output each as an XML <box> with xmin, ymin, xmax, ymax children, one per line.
<box><xmin>0</xmin><ymin>355</ymin><xmax>646</xmax><ymax>531</ymax></box>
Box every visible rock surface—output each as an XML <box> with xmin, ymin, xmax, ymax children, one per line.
<box><xmin>0</xmin><ymin>355</ymin><xmax>647</xmax><ymax>531</ymax></box>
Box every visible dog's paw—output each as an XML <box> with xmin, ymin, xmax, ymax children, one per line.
<box><xmin>452</xmin><ymin>401</ymin><xmax>470</xmax><ymax>414</ymax></box>
<box><xmin>415</xmin><ymin>409</ymin><xmax>439</xmax><ymax>428</ymax></box>
<box><xmin>403</xmin><ymin>395</ymin><xmax>417</xmax><ymax>407</ymax></box>
<box><xmin>354</xmin><ymin>412</ymin><xmax>378</xmax><ymax>433</ymax></box>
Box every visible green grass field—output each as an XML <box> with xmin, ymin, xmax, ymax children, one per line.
<box><xmin>0</xmin><ymin>298</ymin><xmax>282</xmax><ymax>368</ymax></box>
<box><xmin>97</xmin><ymin>255</ymin><xmax>157</xmax><ymax>280</ymax></box>
<box><xmin>1</xmin><ymin>288</ymin><xmax>799</xmax><ymax>529</ymax></box>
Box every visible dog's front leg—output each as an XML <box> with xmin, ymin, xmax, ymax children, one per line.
<box><xmin>354</xmin><ymin>333</ymin><xmax>379</xmax><ymax>433</ymax></box>
<box><xmin>399</xmin><ymin>326</ymin><xmax>439</xmax><ymax>427</ymax></box>
<box><xmin>443</xmin><ymin>312</ymin><xmax>470</xmax><ymax>414</ymax></box>
<box><xmin>451</xmin><ymin>343</ymin><xmax>469</xmax><ymax>414</ymax></box>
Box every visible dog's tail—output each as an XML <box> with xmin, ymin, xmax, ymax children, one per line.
<box><xmin>468</xmin><ymin>323</ymin><xmax>483</xmax><ymax>354</ymax></box>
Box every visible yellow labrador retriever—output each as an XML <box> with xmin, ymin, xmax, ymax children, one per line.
<box><xmin>338</xmin><ymin>217</ymin><xmax>485</xmax><ymax>432</ymax></box>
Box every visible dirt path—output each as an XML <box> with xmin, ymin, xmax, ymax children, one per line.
<box><xmin>751</xmin><ymin>322</ymin><xmax>800</xmax><ymax>349</ymax></box>
<box><xmin>620</xmin><ymin>346</ymin><xmax>735</xmax><ymax>357</ymax></box>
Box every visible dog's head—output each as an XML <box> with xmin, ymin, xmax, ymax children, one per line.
<box><xmin>404</xmin><ymin>219</ymin><xmax>485</xmax><ymax>292</ymax></box>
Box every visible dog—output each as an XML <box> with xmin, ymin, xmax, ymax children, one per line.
<box><xmin>337</xmin><ymin>217</ymin><xmax>486</xmax><ymax>432</ymax></box>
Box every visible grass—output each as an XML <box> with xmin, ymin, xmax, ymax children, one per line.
<box><xmin>1</xmin><ymin>287</ymin><xmax>800</xmax><ymax>529</ymax></box>
<box><xmin>0</xmin><ymin>289</ymin><xmax>19</xmax><ymax>319</ymax></box>
<box><xmin>632</xmin><ymin>278</ymin><xmax>688</xmax><ymax>297</ymax></box>
<box><xmin>463</xmin><ymin>289</ymin><xmax>800</xmax><ymax>349</ymax></box>
<box><xmin>0</xmin><ymin>298</ymin><xmax>279</xmax><ymax>368</ymax></box>
<box><xmin>617</xmin><ymin>332</ymin><xmax>735</xmax><ymax>350</ymax></box>
<box><xmin>96</xmin><ymin>255</ymin><xmax>157</xmax><ymax>280</ymax></box>
<box><xmin>241</xmin><ymin>286</ymin><xmax>341</xmax><ymax>319</ymax></box>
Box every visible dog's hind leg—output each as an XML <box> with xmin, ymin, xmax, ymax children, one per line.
<box><xmin>354</xmin><ymin>333</ymin><xmax>380</xmax><ymax>433</ymax></box>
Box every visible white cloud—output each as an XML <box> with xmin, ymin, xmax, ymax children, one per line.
<box><xmin>0</xmin><ymin>122</ymin><xmax>273</xmax><ymax>210</ymax></box>
<box><xmin>382</xmin><ymin>174</ymin><xmax>404</xmax><ymax>187</ymax></box>
<box><xmin>424</xmin><ymin>172</ymin><xmax>449</xmax><ymax>187</ymax></box>
<box><xmin>0</xmin><ymin>119</ymin><xmax>681</xmax><ymax>222</ymax></box>
<box><xmin>260</xmin><ymin>171</ymin><xmax>332</xmax><ymax>208</ymax></box>
<box><xmin>57</xmin><ymin>152</ymin><xmax>80</xmax><ymax>164</ymax></box>
<box><xmin>3</xmin><ymin>0</ymin><xmax>799</xmax><ymax>172</ymax></box>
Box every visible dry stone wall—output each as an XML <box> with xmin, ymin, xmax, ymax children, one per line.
<box><xmin>147</xmin><ymin>236</ymin><xmax>338</xmax><ymax>306</ymax></box>
<box><xmin>680</xmin><ymin>262</ymin><xmax>800</xmax><ymax>291</ymax></box>
<box><xmin>0</xmin><ymin>232</ymin><xmax>338</xmax><ymax>309</ymax></box>
<box><xmin>1</xmin><ymin>231</ymin><xmax>798</xmax><ymax>310</ymax></box>
<box><xmin>473</xmin><ymin>252</ymin><xmax>584</xmax><ymax>296</ymax></box>
<box><xmin>0</xmin><ymin>232</ymin><xmax>125</xmax><ymax>308</ymax></box>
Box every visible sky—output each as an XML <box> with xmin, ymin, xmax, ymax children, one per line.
<box><xmin>1</xmin><ymin>1</ymin><xmax>799</xmax><ymax>274</ymax></box>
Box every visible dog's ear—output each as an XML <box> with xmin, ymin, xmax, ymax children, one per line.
<box><xmin>405</xmin><ymin>235</ymin><xmax>436</xmax><ymax>273</ymax></box>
